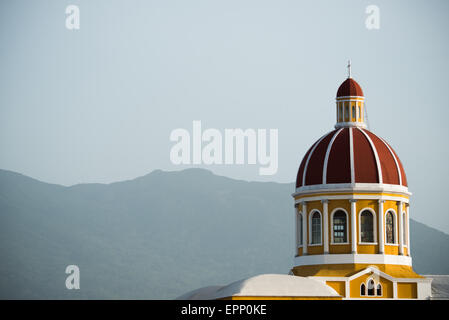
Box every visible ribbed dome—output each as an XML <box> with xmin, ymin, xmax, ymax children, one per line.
<box><xmin>296</xmin><ymin>128</ymin><xmax>407</xmax><ymax>188</ymax></box>
<box><xmin>337</xmin><ymin>78</ymin><xmax>364</xmax><ymax>97</ymax></box>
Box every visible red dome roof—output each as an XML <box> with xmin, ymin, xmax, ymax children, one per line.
<box><xmin>296</xmin><ymin>128</ymin><xmax>407</xmax><ymax>188</ymax></box>
<box><xmin>337</xmin><ymin>78</ymin><xmax>364</xmax><ymax>97</ymax></box>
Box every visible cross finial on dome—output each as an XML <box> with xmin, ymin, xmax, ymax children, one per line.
<box><xmin>347</xmin><ymin>60</ymin><xmax>351</xmax><ymax>78</ymax></box>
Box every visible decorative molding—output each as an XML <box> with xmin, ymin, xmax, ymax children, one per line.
<box><xmin>293</xmin><ymin>253</ymin><xmax>412</xmax><ymax>267</ymax></box>
<box><xmin>336</xmin><ymin>96</ymin><xmax>365</xmax><ymax>100</ymax></box>
<box><xmin>294</xmin><ymin>193</ymin><xmax>409</xmax><ymax>205</ymax></box>
<box><xmin>335</xmin><ymin>122</ymin><xmax>367</xmax><ymax>129</ymax></box>
<box><xmin>349</xmin><ymin>128</ymin><xmax>355</xmax><ymax>183</ymax></box>
<box><xmin>293</xmin><ymin>182</ymin><xmax>411</xmax><ymax>197</ymax></box>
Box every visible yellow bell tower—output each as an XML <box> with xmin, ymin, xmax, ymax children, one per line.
<box><xmin>335</xmin><ymin>61</ymin><xmax>366</xmax><ymax>128</ymax></box>
<box><xmin>291</xmin><ymin>64</ymin><xmax>432</xmax><ymax>299</ymax></box>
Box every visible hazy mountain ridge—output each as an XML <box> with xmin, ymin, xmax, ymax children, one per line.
<box><xmin>0</xmin><ymin>168</ymin><xmax>448</xmax><ymax>299</ymax></box>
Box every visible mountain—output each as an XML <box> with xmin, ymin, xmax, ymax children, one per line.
<box><xmin>0</xmin><ymin>168</ymin><xmax>448</xmax><ymax>299</ymax></box>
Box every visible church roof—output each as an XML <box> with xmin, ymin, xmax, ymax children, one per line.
<box><xmin>176</xmin><ymin>274</ymin><xmax>340</xmax><ymax>300</ymax></box>
<box><xmin>296</xmin><ymin>127</ymin><xmax>407</xmax><ymax>189</ymax></box>
<box><xmin>337</xmin><ymin>78</ymin><xmax>364</xmax><ymax>97</ymax></box>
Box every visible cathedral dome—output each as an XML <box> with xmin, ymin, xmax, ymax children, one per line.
<box><xmin>295</xmin><ymin>127</ymin><xmax>407</xmax><ymax>188</ymax></box>
<box><xmin>337</xmin><ymin>78</ymin><xmax>364</xmax><ymax>97</ymax></box>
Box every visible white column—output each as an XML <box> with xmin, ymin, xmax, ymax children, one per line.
<box><xmin>294</xmin><ymin>205</ymin><xmax>299</xmax><ymax>255</ymax></box>
<box><xmin>350</xmin><ymin>199</ymin><xmax>357</xmax><ymax>253</ymax></box>
<box><xmin>398</xmin><ymin>201</ymin><xmax>404</xmax><ymax>255</ymax></box>
<box><xmin>302</xmin><ymin>201</ymin><xmax>308</xmax><ymax>255</ymax></box>
<box><xmin>406</xmin><ymin>204</ymin><xmax>411</xmax><ymax>256</ymax></box>
<box><xmin>322</xmin><ymin>199</ymin><xmax>329</xmax><ymax>254</ymax></box>
<box><xmin>378</xmin><ymin>200</ymin><xmax>385</xmax><ymax>254</ymax></box>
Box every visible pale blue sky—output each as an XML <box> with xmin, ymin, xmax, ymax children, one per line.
<box><xmin>1</xmin><ymin>0</ymin><xmax>448</xmax><ymax>232</ymax></box>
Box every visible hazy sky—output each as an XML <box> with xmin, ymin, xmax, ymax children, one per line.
<box><xmin>1</xmin><ymin>0</ymin><xmax>448</xmax><ymax>233</ymax></box>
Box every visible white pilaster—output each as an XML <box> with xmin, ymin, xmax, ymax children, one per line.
<box><xmin>302</xmin><ymin>201</ymin><xmax>308</xmax><ymax>255</ymax></box>
<box><xmin>294</xmin><ymin>205</ymin><xmax>299</xmax><ymax>255</ymax></box>
<box><xmin>398</xmin><ymin>201</ymin><xmax>404</xmax><ymax>255</ymax></box>
<box><xmin>378</xmin><ymin>200</ymin><xmax>385</xmax><ymax>254</ymax></box>
<box><xmin>406</xmin><ymin>204</ymin><xmax>411</xmax><ymax>256</ymax></box>
<box><xmin>322</xmin><ymin>199</ymin><xmax>329</xmax><ymax>254</ymax></box>
<box><xmin>350</xmin><ymin>199</ymin><xmax>357</xmax><ymax>253</ymax></box>
<box><xmin>393</xmin><ymin>282</ymin><xmax>398</xmax><ymax>299</ymax></box>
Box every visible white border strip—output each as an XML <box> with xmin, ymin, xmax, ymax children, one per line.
<box><xmin>358</xmin><ymin>128</ymin><xmax>383</xmax><ymax>184</ymax></box>
<box><xmin>293</xmin><ymin>253</ymin><xmax>412</xmax><ymax>267</ymax></box>
<box><xmin>379</xmin><ymin>136</ymin><xmax>403</xmax><ymax>186</ymax></box>
<box><xmin>322</xmin><ymin>128</ymin><xmax>343</xmax><ymax>184</ymax></box>
<box><xmin>349</xmin><ymin>128</ymin><xmax>355</xmax><ymax>184</ymax></box>
<box><xmin>293</xmin><ymin>182</ymin><xmax>410</xmax><ymax>196</ymax></box>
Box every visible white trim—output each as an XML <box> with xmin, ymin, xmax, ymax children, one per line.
<box><xmin>302</xmin><ymin>133</ymin><xmax>328</xmax><ymax>186</ymax></box>
<box><xmin>350</xmin><ymin>200</ymin><xmax>357</xmax><ymax>253</ymax></box>
<box><xmin>379</xmin><ymin>136</ymin><xmax>403</xmax><ymax>185</ymax></box>
<box><xmin>294</xmin><ymin>194</ymin><xmax>409</xmax><ymax>205</ymax></box>
<box><xmin>378</xmin><ymin>200</ymin><xmax>385</xmax><ymax>254</ymax></box>
<box><xmin>302</xmin><ymin>202</ymin><xmax>308</xmax><ymax>255</ymax></box>
<box><xmin>330</xmin><ymin>208</ymin><xmax>350</xmax><ymax>245</ymax></box>
<box><xmin>296</xmin><ymin>209</ymin><xmax>303</xmax><ymax>248</ymax></box>
<box><xmin>335</xmin><ymin>121</ymin><xmax>367</xmax><ymax>129</ymax></box>
<box><xmin>358</xmin><ymin>207</ymin><xmax>377</xmax><ymax>243</ymax></box>
<box><xmin>293</xmin><ymin>182</ymin><xmax>410</xmax><ymax>196</ymax></box>
<box><xmin>322</xmin><ymin>200</ymin><xmax>329</xmax><ymax>253</ymax></box>
<box><xmin>393</xmin><ymin>282</ymin><xmax>398</xmax><ymax>299</ymax></box>
<box><xmin>406</xmin><ymin>205</ymin><xmax>411</xmax><ymax>255</ymax></box>
<box><xmin>349</xmin><ymin>128</ymin><xmax>355</xmax><ymax>183</ymax></box>
<box><xmin>358</xmin><ymin>128</ymin><xmax>383</xmax><ymax>184</ymax></box>
<box><xmin>398</xmin><ymin>201</ymin><xmax>404</xmax><ymax>255</ymax></box>
<box><xmin>336</xmin><ymin>96</ymin><xmax>365</xmax><ymax>100</ymax></box>
<box><xmin>322</xmin><ymin>129</ymin><xmax>343</xmax><ymax>184</ymax></box>
<box><xmin>294</xmin><ymin>253</ymin><xmax>412</xmax><ymax>267</ymax></box>
<box><xmin>309</xmin><ymin>209</ymin><xmax>323</xmax><ymax>245</ymax></box>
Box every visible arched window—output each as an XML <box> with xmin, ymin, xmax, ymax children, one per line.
<box><xmin>386</xmin><ymin>211</ymin><xmax>395</xmax><ymax>244</ymax></box>
<box><xmin>311</xmin><ymin>211</ymin><xmax>321</xmax><ymax>244</ymax></box>
<box><xmin>360</xmin><ymin>210</ymin><xmax>374</xmax><ymax>243</ymax></box>
<box><xmin>367</xmin><ymin>279</ymin><xmax>375</xmax><ymax>296</ymax></box>
<box><xmin>338</xmin><ymin>104</ymin><xmax>343</xmax><ymax>122</ymax></box>
<box><xmin>377</xmin><ymin>284</ymin><xmax>382</xmax><ymax>296</ymax></box>
<box><xmin>358</xmin><ymin>105</ymin><xmax>362</xmax><ymax>121</ymax></box>
<box><xmin>297</xmin><ymin>213</ymin><xmax>303</xmax><ymax>247</ymax></box>
<box><xmin>360</xmin><ymin>283</ymin><xmax>366</xmax><ymax>296</ymax></box>
<box><xmin>352</xmin><ymin>105</ymin><xmax>356</xmax><ymax>121</ymax></box>
<box><xmin>333</xmin><ymin>210</ymin><xmax>347</xmax><ymax>243</ymax></box>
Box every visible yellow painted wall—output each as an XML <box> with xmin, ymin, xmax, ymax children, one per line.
<box><xmin>221</xmin><ymin>296</ymin><xmax>342</xmax><ymax>300</ymax></box>
<box><xmin>326</xmin><ymin>281</ymin><xmax>345</xmax><ymax>297</ymax></box>
<box><xmin>294</xmin><ymin>194</ymin><xmax>410</xmax><ymax>257</ymax></box>
<box><xmin>397</xmin><ymin>283</ymin><xmax>417</xmax><ymax>299</ymax></box>
<box><xmin>384</xmin><ymin>245</ymin><xmax>399</xmax><ymax>255</ymax></box>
